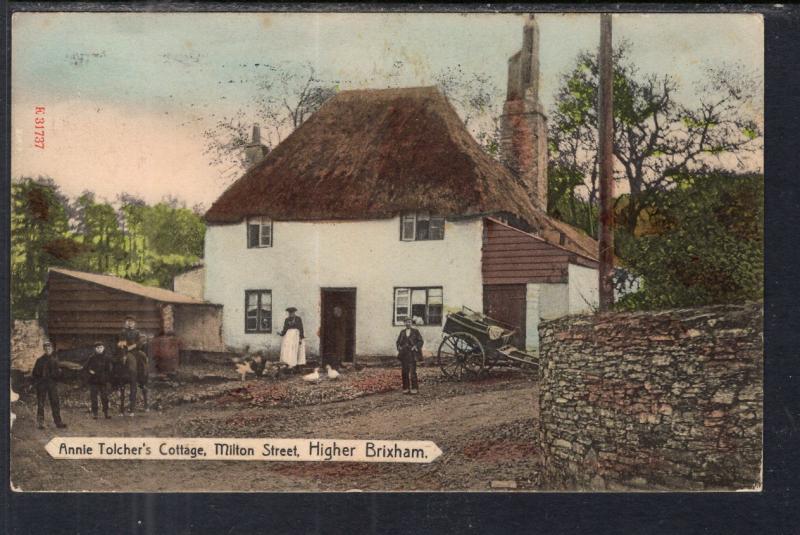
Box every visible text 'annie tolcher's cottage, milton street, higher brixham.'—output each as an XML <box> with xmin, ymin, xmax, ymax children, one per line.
<box><xmin>202</xmin><ymin>15</ymin><xmax>601</xmax><ymax>363</ymax></box>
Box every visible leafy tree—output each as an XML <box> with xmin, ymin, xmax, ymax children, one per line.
<box><xmin>117</xmin><ymin>193</ymin><xmax>148</xmax><ymax>279</ymax></box>
<box><xmin>72</xmin><ymin>191</ymin><xmax>126</xmax><ymax>273</ymax></box>
<box><xmin>11</xmin><ymin>181</ymin><xmax>207</xmax><ymax>320</ymax></box>
<box><xmin>11</xmin><ymin>177</ymin><xmax>79</xmax><ymax>318</ymax></box>
<box><xmin>617</xmin><ymin>171</ymin><xmax>763</xmax><ymax>310</ymax></box>
<box><xmin>549</xmin><ymin>42</ymin><xmax>762</xmax><ymax>236</ymax></box>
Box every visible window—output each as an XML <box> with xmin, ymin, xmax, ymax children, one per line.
<box><xmin>245</xmin><ymin>290</ymin><xmax>272</xmax><ymax>333</ymax></box>
<box><xmin>400</xmin><ymin>212</ymin><xmax>445</xmax><ymax>241</ymax></box>
<box><xmin>247</xmin><ymin>217</ymin><xmax>273</xmax><ymax>248</ymax></box>
<box><xmin>394</xmin><ymin>287</ymin><xmax>443</xmax><ymax>325</ymax></box>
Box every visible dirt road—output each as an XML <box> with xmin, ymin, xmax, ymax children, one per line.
<box><xmin>11</xmin><ymin>367</ymin><xmax>541</xmax><ymax>492</ymax></box>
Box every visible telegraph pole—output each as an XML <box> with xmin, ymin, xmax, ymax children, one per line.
<box><xmin>598</xmin><ymin>13</ymin><xmax>615</xmax><ymax>311</ymax></box>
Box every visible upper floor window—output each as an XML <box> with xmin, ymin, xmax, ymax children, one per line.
<box><xmin>400</xmin><ymin>212</ymin><xmax>445</xmax><ymax>241</ymax></box>
<box><xmin>247</xmin><ymin>217</ymin><xmax>272</xmax><ymax>248</ymax></box>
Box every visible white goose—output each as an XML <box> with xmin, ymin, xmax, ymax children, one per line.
<box><xmin>302</xmin><ymin>368</ymin><xmax>321</xmax><ymax>383</ymax></box>
<box><xmin>325</xmin><ymin>365</ymin><xmax>340</xmax><ymax>380</ymax></box>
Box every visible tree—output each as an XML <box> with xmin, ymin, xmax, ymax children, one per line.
<box><xmin>433</xmin><ymin>65</ymin><xmax>503</xmax><ymax>157</ymax></box>
<box><xmin>549</xmin><ymin>42</ymin><xmax>762</xmax><ymax>236</ymax></box>
<box><xmin>72</xmin><ymin>192</ymin><xmax>126</xmax><ymax>274</ymax></box>
<box><xmin>617</xmin><ymin>171</ymin><xmax>763</xmax><ymax>310</ymax></box>
<box><xmin>11</xmin><ymin>177</ymin><xmax>78</xmax><ymax>318</ymax></box>
<box><xmin>202</xmin><ymin>63</ymin><xmax>339</xmax><ymax>178</ymax></box>
<box><xmin>117</xmin><ymin>193</ymin><xmax>148</xmax><ymax>279</ymax></box>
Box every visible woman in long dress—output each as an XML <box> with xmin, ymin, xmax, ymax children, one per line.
<box><xmin>279</xmin><ymin>307</ymin><xmax>306</xmax><ymax>368</ymax></box>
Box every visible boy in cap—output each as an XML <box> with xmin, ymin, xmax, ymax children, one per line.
<box><xmin>31</xmin><ymin>340</ymin><xmax>67</xmax><ymax>429</ymax></box>
<box><xmin>83</xmin><ymin>341</ymin><xmax>112</xmax><ymax>419</ymax></box>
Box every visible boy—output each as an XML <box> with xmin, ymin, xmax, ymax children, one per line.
<box><xmin>31</xmin><ymin>341</ymin><xmax>67</xmax><ymax>429</ymax></box>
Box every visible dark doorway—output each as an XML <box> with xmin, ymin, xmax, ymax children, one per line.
<box><xmin>320</xmin><ymin>288</ymin><xmax>356</xmax><ymax>365</ymax></box>
<box><xmin>483</xmin><ymin>284</ymin><xmax>526</xmax><ymax>348</ymax></box>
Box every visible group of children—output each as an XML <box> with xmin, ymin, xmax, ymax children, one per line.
<box><xmin>30</xmin><ymin>316</ymin><xmax>148</xmax><ymax>429</ymax></box>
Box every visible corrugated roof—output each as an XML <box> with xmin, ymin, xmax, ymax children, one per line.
<box><xmin>49</xmin><ymin>268</ymin><xmax>213</xmax><ymax>305</ymax></box>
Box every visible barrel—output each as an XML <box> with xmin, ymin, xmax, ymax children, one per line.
<box><xmin>151</xmin><ymin>335</ymin><xmax>180</xmax><ymax>373</ymax></box>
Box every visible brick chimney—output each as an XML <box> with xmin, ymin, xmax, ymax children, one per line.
<box><xmin>500</xmin><ymin>14</ymin><xmax>549</xmax><ymax>212</ymax></box>
<box><xmin>244</xmin><ymin>124</ymin><xmax>269</xmax><ymax>168</ymax></box>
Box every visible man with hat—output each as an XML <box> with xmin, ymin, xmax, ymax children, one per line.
<box><xmin>83</xmin><ymin>340</ymin><xmax>112</xmax><ymax>419</ymax></box>
<box><xmin>396</xmin><ymin>318</ymin><xmax>424</xmax><ymax>394</ymax></box>
<box><xmin>31</xmin><ymin>340</ymin><xmax>67</xmax><ymax>429</ymax></box>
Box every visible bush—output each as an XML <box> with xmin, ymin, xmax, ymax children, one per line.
<box><xmin>617</xmin><ymin>172</ymin><xmax>763</xmax><ymax>310</ymax></box>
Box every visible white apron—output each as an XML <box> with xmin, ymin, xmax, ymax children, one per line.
<box><xmin>280</xmin><ymin>328</ymin><xmax>306</xmax><ymax>368</ymax></box>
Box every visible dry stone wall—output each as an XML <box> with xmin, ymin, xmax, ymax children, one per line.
<box><xmin>11</xmin><ymin>320</ymin><xmax>46</xmax><ymax>373</ymax></box>
<box><xmin>538</xmin><ymin>302</ymin><xmax>763</xmax><ymax>490</ymax></box>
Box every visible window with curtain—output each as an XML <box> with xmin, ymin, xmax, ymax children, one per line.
<box><xmin>393</xmin><ymin>287</ymin><xmax>443</xmax><ymax>325</ymax></box>
<box><xmin>245</xmin><ymin>290</ymin><xmax>272</xmax><ymax>333</ymax></box>
<box><xmin>400</xmin><ymin>212</ymin><xmax>445</xmax><ymax>241</ymax></box>
<box><xmin>247</xmin><ymin>217</ymin><xmax>273</xmax><ymax>248</ymax></box>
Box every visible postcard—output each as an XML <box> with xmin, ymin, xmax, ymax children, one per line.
<box><xmin>10</xmin><ymin>10</ymin><xmax>763</xmax><ymax>492</ymax></box>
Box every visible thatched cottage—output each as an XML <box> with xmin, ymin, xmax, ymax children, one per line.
<box><xmin>203</xmin><ymin>17</ymin><xmax>599</xmax><ymax>362</ymax></box>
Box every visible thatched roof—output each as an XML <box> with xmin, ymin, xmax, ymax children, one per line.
<box><xmin>205</xmin><ymin>86</ymin><xmax>598</xmax><ymax>260</ymax></box>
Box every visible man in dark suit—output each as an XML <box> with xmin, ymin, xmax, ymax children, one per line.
<box><xmin>396</xmin><ymin>318</ymin><xmax>424</xmax><ymax>394</ymax></box>
<box><xmin>31</xmin><ymin>341</ymin><xmax>67</xmax><ymax>429</ymax></box>
<box><xmin>83</xmin><ymin>341</ymin><xmax>112</xmax><ymax>419</ymax></box>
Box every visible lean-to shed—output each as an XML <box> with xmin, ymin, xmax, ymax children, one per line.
<box><xmin>44</xmin><ymin>268</ymin><xmax>224</xmax><ymax>353</ymax></box>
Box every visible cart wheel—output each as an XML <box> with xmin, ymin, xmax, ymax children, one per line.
<box><xmin>437</xmin><ymin>332</ymin><xmax>485</xmax><ymax>381</ymax></box>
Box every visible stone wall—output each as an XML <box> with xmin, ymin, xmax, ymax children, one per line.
<box><xmin>538</xmin><ymin>302</ymin><xmax>763</xmax><ymax>491</ymax></box>
<box><xmin>11</xmin><ymin>320</ymin><xmax>46</xmax><ymax>373</ymax></box>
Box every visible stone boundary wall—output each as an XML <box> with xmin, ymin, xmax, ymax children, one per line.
<box><xmin>538</xmin><ymin>302</ymin><xmax>763</xmax><ymax>490</ymax></box>
<box><xmin>11</xmin><ymin>320</ymin><xmax>46</xmax><ymax>373</ymax></box>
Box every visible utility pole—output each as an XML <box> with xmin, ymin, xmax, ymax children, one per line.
<box><xmin>598</xmin><ymin>13</ymin><xmax>615</xmax><ymax>312</ymax></box>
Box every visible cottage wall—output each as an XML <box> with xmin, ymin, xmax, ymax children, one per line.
<box><xmin>204</xmin><ymin>216</ymin><xmax>484</xmax><ymax>357</ymax></box>
<box><xmin>568</xmin><ymin>263</ymin><xmax>599</xmax><ymax>314</ymax></box>
<box><xmin>173</xmin><ymin>267</ymin><xmax>205</xmax><ymax>301</ymax></box>
<box><xmin>174</xmin><ymin>304</ymin><xmax>225</xmax><ymax>352</ymax></box>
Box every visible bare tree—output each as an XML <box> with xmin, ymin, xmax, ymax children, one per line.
<box><xmin>550</xmin><ymin>42</ymin><xmax>762</xmax><ymax>235</ymax></box>
<box><xmin>203</xmin><ymin>63</ymin><xmax>339</xmax><ymax>180</ymax></box>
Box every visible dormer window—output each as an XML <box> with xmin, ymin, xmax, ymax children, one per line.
<box><xmin>247</xmin><ymin>217</ymin><xmax>273</xmax><ymax>248</ymax></box>
<box><xmin>400</xmin><ymin>212</ymin><xmax>445</xmax><ymax>241</ymax></box>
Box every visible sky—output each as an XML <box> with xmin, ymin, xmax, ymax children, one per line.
<box><xmin>11</xmin><ymin>12</ymin><xmax>764</xmax><ymax>207</ymax></box>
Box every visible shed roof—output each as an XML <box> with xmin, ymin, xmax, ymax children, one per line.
<box><xmin>49</xmin><ymin>268</ymin><xmax>213</xmax><ymax>305</ymax></box>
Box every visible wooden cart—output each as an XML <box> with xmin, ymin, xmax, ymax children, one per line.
<box><xmin>436</xmin><ymin>306</ymin><xmax>539</xmax><ymax>381</ymax></box>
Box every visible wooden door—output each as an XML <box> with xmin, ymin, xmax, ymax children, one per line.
<box><xmin>321</xmin><ymin>289</ymin><xmax>356</xmax><ymax>364</ymax></box>
<box><xmin>483</xmin><ymin>284</ymin><xmax>526</xmax><ymax>348</ymax></box>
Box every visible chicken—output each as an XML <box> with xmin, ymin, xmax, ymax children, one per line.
<box><xmin>325</xmin><ymin>365</ymin><xmax>340</xmax><ymax>380</ymax></box>
<box><xmin>302</xmin><ymin>368</ymin><xmax>320</xmax><ymax>383</ymax></box>
<box><xmin>250</xmin><ymin>354</ymin><xmax>266</xmax><ymax>377</ymax></box>
<box><xmin>235</xmin><ymin>360</ymin><xmax>254</xmax><ymax>382</ymax></box>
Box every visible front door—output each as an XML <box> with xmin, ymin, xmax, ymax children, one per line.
<box><xmin>483</xmin><ymin>284</ymin><xmax>526</xmax><ymax>348</ymax></box>
<box><xmin>320</xmin><ymin>288</ymin><xmax>356</xmax><ymax>364</ymax></box>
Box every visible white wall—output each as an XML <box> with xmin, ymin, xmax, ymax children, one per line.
<box><xmin>568</xmin><ymin>264</ymin><xmax>599</xmax><ymax>314</ymax></box>
<box><xmin>204</xmin><ymin>217</ymin><xmax>484</xmax><ymax>357</ymax></box>
<box><xmin>173</xmin><ymin>267</ymin><xmax>205</xmax><ymax>301</ymax></box>
<box><xmin>538</xmin><ymin>283</ymin><xmax>569</xmax><ymax>320</ymax></box>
